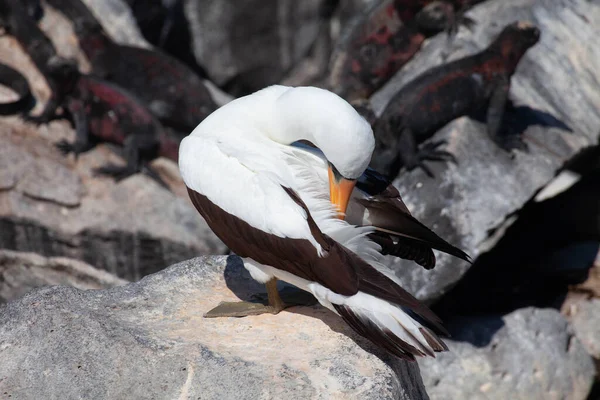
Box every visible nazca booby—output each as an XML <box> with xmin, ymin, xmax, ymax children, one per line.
<box><xmin>179</xmin><ymin>85</ymin><xmax>470</xmax><ymax>360</ymax></box>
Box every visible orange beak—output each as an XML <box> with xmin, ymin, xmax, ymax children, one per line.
<box><xmin>328</xmin><ymin>166</ymin><xmax>356</xmax><ymax>220</ymax></box>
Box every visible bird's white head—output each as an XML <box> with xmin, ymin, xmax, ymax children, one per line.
<box><xmin>270</xmin><ymin>86</ymin><xmax>375</xmax><ymax>217</ymax></box>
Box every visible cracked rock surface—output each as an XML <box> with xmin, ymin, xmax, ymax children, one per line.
<box><xmin>0</xmin><ymin>256</ymin><xmax>428</xmax><ymax>399</ymax></box>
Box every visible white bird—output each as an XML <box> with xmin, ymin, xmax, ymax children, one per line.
<box><xmin>179</xmin><ymin>85</ymin><xmax>470</xmax><ymax>360</ymax></box>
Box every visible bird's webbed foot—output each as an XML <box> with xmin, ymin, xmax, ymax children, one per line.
<box><xmin>203</xmin><ymin>279</ymin><xmax>316</xmax><ymax>318</ymax></box>
<box><xmin>204</xmin><ymin>301</ymin><xmax>287</xmax><ymax>318</ymax></box>
<box><xmin>408</xmin><ymin>140</ymin><xmax>457</xmax><ymax>177</ymax></box>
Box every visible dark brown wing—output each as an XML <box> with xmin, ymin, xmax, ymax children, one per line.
<box><xmin>187</xmin><ymin>186</ymin><xmax>359</xmax><ymax>296</ymax></box>
<box><xmin>361</xmin><ymin>194</ymin><xmax>472</xmax><ymax>268</ymax></box>
<box><xmin>356</xmin><ymin>168</ymin><xmax>472</xmax><ymax>269</ymax></box>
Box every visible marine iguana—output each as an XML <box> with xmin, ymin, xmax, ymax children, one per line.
<box><xmin>44</xmin><ymin>0</ymin><xmax>217</xmax><ymax>132</ymax></box>
<box><xmin>0</xmin><ymin>62</ymin><xmax>35</xmax><ymax>115</ymax></box>
<box><xmin>329</xmin><ymin>0</ymin><xmax>481</xmax><ymax>104</ymax></box>
<box><xmin>0</xmin><ymin>0</ymin><xmax>63</xmax><ymax>122</ymax></box>
<box><xmin>46</xmin><ymin>58</ymin><xmax>179</xmax><ymax>186</ymax></box>
<box><xmin>370</xmin><ymin>21</ymin><xmax>541</xmax><ymax>179</ymax></box>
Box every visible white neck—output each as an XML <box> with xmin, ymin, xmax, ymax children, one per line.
<box><xmin>191</xmin><ymin>85</ymin><xmax>374</xmax><ymax>180</ymax></box>
<box><xmin>269</xmin><ymin>86</ymin><xmax>374</xmax><ymax>179</ymax></box>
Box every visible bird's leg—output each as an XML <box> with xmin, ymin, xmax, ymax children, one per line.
<box><xmin>204</xmin><ymin>278</ymin><xmax>291</xmax><ymax>318</ymax></box>
<box><xmin>265</xmin><ymin>278</ymin><xmax>286</xmax><ymax>312</ymax></box>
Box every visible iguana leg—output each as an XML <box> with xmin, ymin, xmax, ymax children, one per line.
<box><xmin>441</xmin><ymin>12</ymin><xmax>475</xmax><ymax>60</ymax></box>
<box><xmin>93</xmin><ymin>134</ymin><xmax>141</xmax><ymax>181</ymax></box>
<box><xmin>487</xmin><ymin>75</ymin><xmax>528</xmax><ymax>152</ymax></box>
<box><xmin>370</xmin><ymin>116</ymin><xmax>405</xmax><ymax>179</ymax></box>
<box><xmin>204</xmin><ymin>278</ymin><xmax>295</xmax><ymax>318</ymax></box>
<box><xmin>55</xmin><ymin>99</ymin><xmax>93</xmax><ymax>158</ymax></box>
<box><xmin>446</xmin><ymin>2</ymin><xmax>476</xmax><ymax>37</ymax></box>
<box><xmin>398</xmin><ymin>127</ymin><xmax>456</xmax><ymax>178</ymax></box>
<box><xmin>140</xmin><ymin>164</ymin><xmax>170</xmax><ymax>190</ymax></box>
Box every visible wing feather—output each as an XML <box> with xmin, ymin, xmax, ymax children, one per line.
<box><xmin>354</xmin><ymin>167</ymin><xmax>472</xmax><ymax>268</ymax></box>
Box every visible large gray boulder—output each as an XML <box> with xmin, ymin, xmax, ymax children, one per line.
<box><xmin>0</xmin><ymin>250</ymin><xmax>126</xmax><ymax>304</ymax></box>
<box><xmin>0</xmin><ymin>256</ymin><xmax>428</xmax><ymax>399</ymax></box>
<box><xmin>369</xmin><ymin>0</ymin><xmax>600</xmax><ymax>302</ymax></box>
<box><xmin>184</xmin><ymin>0</ymin><xmax>324</xmax><ymax>92</ymax></box>
<box><xmin>418</xmin><ymin>308</ymin><xmax>596</xmax><ymax>400</ymax></box>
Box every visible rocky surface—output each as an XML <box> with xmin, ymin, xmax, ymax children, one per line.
<box><xmin>367</xmin><ymin>0</ymin><xmax>600</xmax><ymax>303</ymax></box>
<box><xmin>0</xmin><ymin>255</ymin><xmax>428</xmax><ymax>399</ymax></box>
<box><xmin>184</xmin><ymin>0</ymin><xmax>325</xmax><ymax>93</ymax></box>
<box><xmin>563</xmin><ymin>258</ymin><xmax>600</xmax><ymax>361</ymax></box>
<box><xmin>566</xmin><ymin>298</ymin><xmax>600</xmax><ymax>360</ymax></box>
<box><xmin>419</xmin><ymin>308</ymin><xmax>596</xmax><ymax>400</ymax></box>
<box><xmin>0</xmin><ymin>250</ymin><xmax>126</xmax><ymax>304</ymax></box>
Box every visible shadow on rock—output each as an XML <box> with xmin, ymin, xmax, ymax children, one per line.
<box><xmin>442</xmin><ymin>314</ymin><xmax>506</xmax><ymax>347</ymax></box>
<box><xmin>223</xmin><ymin>255</ymin><xmax>317</xmax><ymax>306</ymax></box>
<box><xmin>222</xmin><ymin>255</ymin><xmax>428</xmax><ymax>379</ymax></box>
<box><xmin>471</xmin><ymin>103</ymin><xmax>573</xmax><ymax>139</ymax></box>
<box><xmin>434</xmin><ymin>147</ymin><xmax>600</xmax><ymax>317</ymax></box>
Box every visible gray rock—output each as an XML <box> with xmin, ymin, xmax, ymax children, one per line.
<box><xmin>80</xmin><ymin>0</ymin><xmax>152</xmax><ymax>48</ymax></box>
<box><xmin>0</xmin><ymin>149</ymin><xmax>18</xmax><ymax>190</ymax></box>
<box><xmin>563</xmin><ymin>258</ymin><xmax>600</xmax><ymax>361</ymax></box>
<box><xmin>0</xmin><ymin>255</ymin><xmax>428</xmax><ymax>399</ymax></box>
<box><xmin>368</xmin><ymin>0</ymin><xmax>600</xmax><ymax>302</ymax></box>
<box><xmin>18</xmin><ymin>157</ymin><xmax>84</xmax><ymax>207</ymax></box>
<box><xmin>0</xmin><ymin>250</ymin><xmax>126</xmax><ymax>304</ymax></box>
<box><xmin>419</xmin><ymin>308</ymin><xmax>595</xmax><ymax>400</ymax></box>
<box><xmin>566</xmin><ymin>298</ymin><xmax>600</xmax><ymax>359</ymax></box>
<box><xmin>184</xmin><ymin>0</ymin><xmax>324</xmax><ymax>89</ymax></box>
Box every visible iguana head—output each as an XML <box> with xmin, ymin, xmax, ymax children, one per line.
<box><xmin>490</xmin><ymin>21</ymin><xmax>541</xmax><ymax>73</ymax></box>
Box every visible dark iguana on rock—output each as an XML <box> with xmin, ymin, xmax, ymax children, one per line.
<box><xmin>44</xmin><ymin>0</ymin><xmax>217</xmax><ymax>132</ymax></box>
<box><xmin>329</xmin><ymin>0</ymin><xmax>482</xmax><ymax>107</ymax></box>
<box><xmin>46</xmin><ymin>58</ymin><xmax>180</xmax><ymax>186</ymax></box>
<box><xmin>370</xmin><ymin>21</ymin><xmax>541</xmax><ymax>179</ymax></box>
<box><xmin>0</xmin><ymin>0</ymin><xmax>179</xmax><ymax>186</ymax></box>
